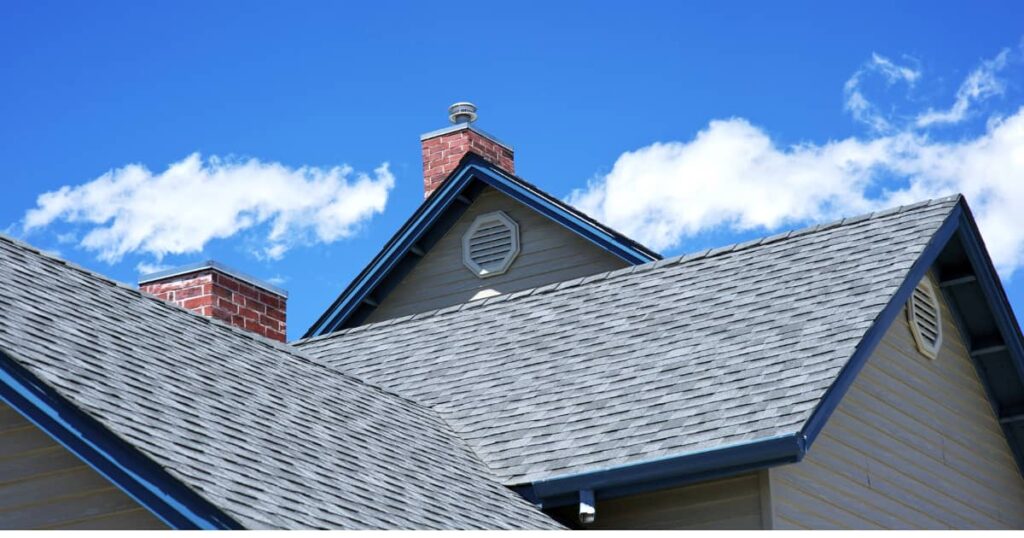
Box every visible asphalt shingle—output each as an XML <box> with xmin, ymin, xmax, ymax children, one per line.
<box><xmin>0</xmin><ymin>236</ymin><xmax>560</xmax><ymax>529</ymax></box>
<box><xmin>297</xmin><ymin>195</ymin><xmax>960</xmax><ymax>485</ymax></box>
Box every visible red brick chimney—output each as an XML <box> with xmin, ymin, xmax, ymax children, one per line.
<box><xmin>139</xmin><ymin>261</ymin><xmax>287</xmax><ymax>342</ymax></box>
<box><xmin>421</xmin><ymin>102</ymin><xmax>514</xmax><ymax>198</ymax></box>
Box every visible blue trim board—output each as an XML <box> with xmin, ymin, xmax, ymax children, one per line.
<box><xmin>304</xmin><ymin>154</ymin><xmax>660</xmax><ymax>337</ymax></box>
<box><xmin>956</xmin><ymin>205</ymin><xmax>1024</xmax><ymax>387</ymax></box>
<box><xmin>799</xmin><ymin>203</ymin><xmax>964</xmax><ymax>447</ymax></box>
<box><xmin>0</xmin><ymin>349</ymin><xmax>241</xmax><ymax>530</ymax></box>
<box><xmin>304</xmin><ymin>162</ymin><xmax>481</xmax><ymax>336</ymax></box>
<box><xmin>954</xmin><ymin>205</ymin><xmax>1024</xmax><ymax>476</ymax></box>
<box><xmin>519</xmin><ymin>197</ymin><xmax>1024</xmax><ymax>509</ymax></box>
<box><xmin>516</xmin><ymin>433</ymin><xmax>805</xmax><ymax>509</ymax></box>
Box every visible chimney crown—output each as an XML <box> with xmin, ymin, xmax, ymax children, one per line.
<box><xmin>421</xmin><ymin>102</ymin><xmax>514</xmax><ymax>198</ymax></box>
<box><xmin>139</xmin><ymin>261</ymin><xmax>288</xmax><ymax>342</ymax></box>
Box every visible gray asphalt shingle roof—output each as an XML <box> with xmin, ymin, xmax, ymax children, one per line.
<box><xmin>0</xmin><ymin>236</ymin><xmax>560</xmax><ymax>529</ymax></box>
<box><xmin>297</xmin><ymin>195</ymin><xmax>961</xmax><ymax>485</ymax></box>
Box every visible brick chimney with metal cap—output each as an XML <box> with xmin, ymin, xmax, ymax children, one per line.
<box><xmin>139</xmin><ymin>261</ymin><xmax>288</xmax><ymax>342</ymax></box>
<box><xmin>420</xmin><ymin>102</ymin><xmax>515</xmax><ymax>198</ymax></box>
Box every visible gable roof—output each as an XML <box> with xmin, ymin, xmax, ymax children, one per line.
<box><xmin>304</xmin><ymin>154</ymin><xmax>660</xmax><ymax>337</ymax></box>
<box><xmin>297</xmin><ymin>195</ymin><xmax>1024</xmax><ymax>507</ymax></box>
<box><xmin>0</xmin><ymin>235</ymin><xmax>561</xmax><ymax>529</ymax></box>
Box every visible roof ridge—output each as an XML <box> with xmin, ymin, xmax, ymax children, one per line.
<box><xmin>0</xmin><ymin>232</ymin><xmax>437</xmax><ymax>416</ymax></box>
<box><xmin>296</xmin><ymin>194</ymin><xmax>962</xmax><ymax>345</ymax></box>
<box><xmin>474</xmin><ymin>157</ymin><xmax>662</xmax><ymax>260</ymax></box>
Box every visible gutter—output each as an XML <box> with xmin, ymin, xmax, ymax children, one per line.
<box><xmin>515</xmin><ymin>433</ymin><xmax>806</xmax><ymax>509</ymax></box>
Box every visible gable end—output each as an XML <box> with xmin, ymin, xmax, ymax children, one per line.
<box><xmin>304</xmin><ymin>155</ymin><xmax>660</xmax><ymax>337</ymax></box>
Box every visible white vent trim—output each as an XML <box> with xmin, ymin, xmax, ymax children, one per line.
<box><xmin>462</xmin><ymin>211</ymin><xmax>520</xmax><ymax>278</ymax></box>
<box><xmin>907</xmin><ymin>277</ymin><xmax>943</xmax><ymax>359</ymax></box>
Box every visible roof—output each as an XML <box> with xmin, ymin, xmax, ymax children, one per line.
<box><xmin>0</xmin><ymin>235</ymin><xmax>561</xmax><ymax>529</ymax></box>
<box><xmin>304</xmin><ymin>153</ymin><xmax>661</xmax><ymax>337</ymax></box>
<box><xmin>296</xmin><ymin>196</ymin><xmax>971</xmax><ymax>490</ymax></box>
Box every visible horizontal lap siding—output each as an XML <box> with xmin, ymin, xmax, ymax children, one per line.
<box><xmin>771</xmin><ymin>274</ymin><xmax>1024</xmax><ymax>529</ymax></box>
<box><xmin>365</xmin><ymin>187</ymin><xmax>628</xmax><ymax>324</ymax></box>
<box><xmin>0</xmin><ymin>402</ymin><xmax>166</xmax><ymax>530</ymax></box>
<box><xmin>585</xmin><ymin>473</ymin><xmax>766</xmax><ymax>529</ymax></box>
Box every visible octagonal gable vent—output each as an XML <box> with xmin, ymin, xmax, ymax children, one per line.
<box><xmin>462</xmin><ymin>211</ymin><xmax>520</xmax><ymax>278</ymax></box>
<box><xmin>908</xmin><ymin>278</ymin><xmax>943</xmax><ymax>359</ymax></box>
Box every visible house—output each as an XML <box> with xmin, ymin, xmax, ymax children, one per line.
<box><xmin>1</xmin><ymin>103</ymin><xmax>1023</xmax><ymax>529</ymax></box>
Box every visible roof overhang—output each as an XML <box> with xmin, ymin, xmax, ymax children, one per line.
<box><xmin>0</xmin><ymin>349</ymin><xmax>242</xmax><ymax>529</ymax></box>
<box><xmin>514</xmin><ymin>433</ymin><xmax>805</xmax><ymax>509</ymax></box>
<box><xmin>514</xmin><ymin>198</ymin><xmax>1024</xmax><ymax>510</ymax></box>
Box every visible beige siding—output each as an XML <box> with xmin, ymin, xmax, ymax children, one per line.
<box><xmin>365</xmin><ymin>186</ymin><xmax>629</xmax><ymax>323</ymax></box>
<box><xmin>0</xmin><ymin>402</ymin><xmax>166</xmax><ymax>530</ymax></box>
<box><xmin>579</xmin><ymin>472</ymin><xmax>768</xmax><ymax>529</ymax></box>
<box><xmin>771</xmin><ymin>274</ymin><xmax>1024</xmax><ymax>529</ymax></box>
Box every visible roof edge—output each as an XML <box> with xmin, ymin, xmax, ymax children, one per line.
<box><xmin>303</xmin><ymin>153</ymin><xmax>660</xmax><ymax>338</ymax></box>
<box><xmin>798</xmin><ymin>195</ymin><xmax>1024</xmax><ymax>478</ymax></box>
<box><xmin>299</xmin><ymin>194</ymin><xmax>963</xmax><ymax>345</ymax></box>
<box><xmin>0</xmin><ymin>348</ymin><xmax>243</xmax><ymax>530</ymax></box>
<box><xmin>512</xmin><ymin>197</ymin><xmax>966</xmax><ymax>508</ymax></box>
<box><xmin>799</xmin><ymin>199</ymin><xmax>964</xmax><ymax>447</ymax></box>
<box><xmin>515</xmin><ymin>433</ymin><xmax>805</xmax><ymax>508</ymax></box>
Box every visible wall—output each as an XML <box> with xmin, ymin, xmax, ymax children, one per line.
<box><xmin>365</xmin><ymin>186</ymin><xmax>628</xmax><ymax>324</ymax></box>
<box><xmin>770</xmin><ymin>274</ymin><xmax>1024</xmax><ymax>529</ymax></box>
<box><xmin>551</xmin><ymin>472</ymin><xmax>768</xmax><ymax>530</ymax></box>
<box><xmin>0</xmin><ymin>401</ymin><xmax>166</xmax><ymax>529</ymax></box>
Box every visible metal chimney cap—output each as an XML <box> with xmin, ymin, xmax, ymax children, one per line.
<box><xmin>448</xmin><ymin>102</ymin><xmax>478</xmax><ymax>124</ymax></box>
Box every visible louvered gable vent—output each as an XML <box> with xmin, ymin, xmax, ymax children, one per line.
<box><xmin>908</xmin><ymin>278</ymin><xmax>943</xmax><ymax>359</ymax></box>
<box><xmin>462</xmin><ymin>211</ymin><xmax>520</xmax><ymax>278</ymax></box>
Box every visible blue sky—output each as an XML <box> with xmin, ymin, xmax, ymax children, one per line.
<box><xmin>3</xmin><ymin>1</ymin><xmax>1024</xmax><ymax>340</ymax></box>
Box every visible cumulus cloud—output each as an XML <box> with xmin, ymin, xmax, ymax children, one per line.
<box><xmin>916</xmin><ymin>48</ymin><xmax>1011</xmax><ymax>127</ymax></box>
<box><xmin>24</xmin><ymin>153</ymin><xmax>395</xmax><ymax>263</ymax></box>
<box><xmin>570</xmin><ymin>47</ymin><xmax>1024</xmax><ymax>277</ymax></box>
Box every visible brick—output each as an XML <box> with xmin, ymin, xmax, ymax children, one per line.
<box><xmin>217</xmin><ymin>274</ymin><xmax>240</xmax><ymax>292</ymax></box>
<box><xmin>244</xmin><ymin>296</ymin><xmax>266</xmax><ymax>313</ymax></box>
<box><xmin>264</xmin><ymin>328</ymin><xmax>285</xmax><ymax>342</ymax></box>
<box><xmin>211</xmin><ymin>306</ymin><xmax>234</xmax><ymax>321</ymax></box>
<box><xmin>216</xmin><ymin>297</ymin><xmax>239</xmax><ymax>314</ymax></box>
<box><xmin>239</xmin><ymin>307</ymin><xmax>259</xmax><ymax>321</ymax></box>
<box><xmin>140</xmin><ymin>264</ymin><xmax>287</xmax><ymax>340</ymax></box>
<box><xmin>259</xmin><ymin>291</ymin><xmax>283</xmax><ymax>309</ymax></box>
<box><xmin>265</xmin><ymin>308</ymin><xmax>286</xmax><ymax>322</ymax></box>
<box><xmin>182</xmin><ymin>296</ymin><xmax>213</xmax><ymax>310</ymax></box>
<box><xmin>259</xmin><ymin>313</ymin><xmax>281</xmax><ymax>328</ymax></box>
<box><xmin>421</xmin><ymin>126</ymin><xmax>515</xmax><ymax>197</ymax></box>
<box><xmin>211</xmin><ymin>284</ymin><xmax>233</xmax><ymax>299</ymax></box>
<box><xmin>175</xmin><ymin>285</ymin><xmax>205</xmax><ymax>300</ymax></box>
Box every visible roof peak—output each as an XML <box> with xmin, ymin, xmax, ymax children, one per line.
<box><xmin>297</xmin><ymin>194</ymin><xmax>962</xmax><ymax>345</ymax></box>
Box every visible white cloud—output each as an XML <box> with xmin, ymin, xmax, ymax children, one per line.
<box><xmin>571</xmin><ymin>46</ymin><xmax>1024</xmax><ymax>277</ymax></box>
<box><xmin>136</xmin><ymin>261</ymin><xmax>171</xmax><ymax>275</ymax></box>
<box><xmin>844</xmin><ymin>53</ymin><xmax>921</xmax><ymax>132</ymax></box>
<box><xmin>569</xmin><ymin>107</ymin><xmax>1024</xmax><ymax>276</ymax></box>
<box><xmin>916</xmin><ymin>49</ymin><xmax>1011</xmax><ymax>127</ymax></box>
<box><xmin>24</xmin><ymin>153</ymin><xmax>395</xmax><ymax>263</ymax></box>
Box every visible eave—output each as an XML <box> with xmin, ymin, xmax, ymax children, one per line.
<box><xmin>515</xmin><ymin>197</ymin><xmax>1024</xmax><ymax>510</ymax></box>
<box><xmin>0</xmin><ymin>349</ymin><xmax>242</xmax><ymax>530</ymax></box>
